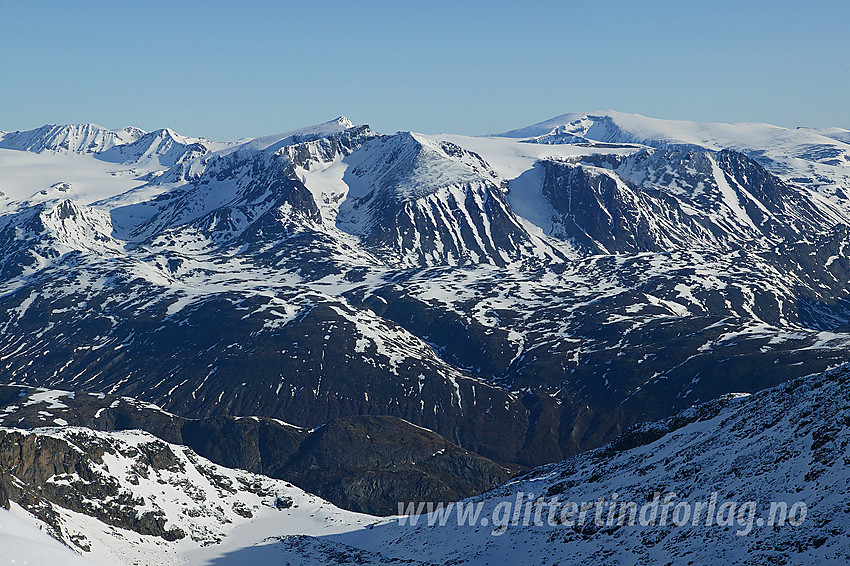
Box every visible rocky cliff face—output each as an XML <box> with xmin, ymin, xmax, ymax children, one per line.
<box><xmin>0</xmin><ymin>468</ymin><xmax>9</xmax><ymax>510</ymax></box>
<box><xmin>0</xmin><ymin>428</ymin><xmax>186</xmax><ymax>541</ymax></box>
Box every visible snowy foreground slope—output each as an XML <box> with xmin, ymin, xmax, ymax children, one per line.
<box><xmin>0</xmin><ymin>507</ymin><xmax>99</xmax><ymax>566</ymax></box>
<box><xmin>0</xmin><ymin>426</ymin><xmax>374</xmax><ymax>566</ymax></box>
<box><xmin>1</xmin><ymin>112</ymin><xmax>850</xmax><ymax>473</ymax></box>
<box><xmin>3</xmin><ymin>366</ymin><xmax>848</xmax><ymax>565</ymax></box>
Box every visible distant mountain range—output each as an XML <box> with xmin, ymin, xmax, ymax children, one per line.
<box><xmin>1</xmin><ymin>111</ymin><xmax>849</xmax><ymax>564</ymax></box>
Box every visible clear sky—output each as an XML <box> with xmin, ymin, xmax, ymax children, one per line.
<box><xmin>1</xmin><ymin>0</ymin><xmax>847</xmax><ymax>140</ymax></box>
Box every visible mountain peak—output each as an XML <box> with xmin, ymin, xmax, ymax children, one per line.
<box><xmin>144</xmin><ymin>127</ymin><xmax>189</xmax><ymax>143</ymax></box>
<box><xmin>334</xmin><ymin>116</ymin><xmax>355</xmax><ymax>129</ymax></box>
<box><xmin>235</xmin><ymin>116</ymin><xmax>363</xmax><ymax>154</ymax></box>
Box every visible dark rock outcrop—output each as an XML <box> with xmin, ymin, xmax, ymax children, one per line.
<box><xmin>0</xmin><ymin>428</ymin><xmax>185</xmax><ymax>540</ymax></box>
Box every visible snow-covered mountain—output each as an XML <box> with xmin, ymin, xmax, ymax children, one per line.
<box><xmin>96</xmin><ymin>128</ymin><xmax>222</xmax><ymax>167</ymax></box>
<box><xmin>531</xmin><ymin>148</ymin><xmax>843</xmax><ymax>253</ymax></box>
<box><xmin>334</xmin><ymin>131</ymin><xmax>560</xmax><ymax>266</ymax></box>
<box><xmin>0</xmin><ymin>124</ymin><xmax>145</xmax><ymax>154</ymax></box>
<box><xmin>0</xmin><ymin>122</ymin><xmax>231</xmax><ymax>169</ymax></box>
<box><xmin>1</xmin><ymin>111</ymin><xmax>849</xmax><ymax>486</ymax></box>
<box><xmin>500</xmin><ymin>110</ymin><xmax>850</xmax><ymax>202</ymax></box>
<box><xmin>500</xmin><ymin>111</ymin><xmax>850</xmax><ymax>168</ymax></box>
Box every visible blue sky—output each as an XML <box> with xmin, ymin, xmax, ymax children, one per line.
<box><xmin>1</xmin><ymin>0</ymin><xmax>847</xmax><ymax>140</ymax></box>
